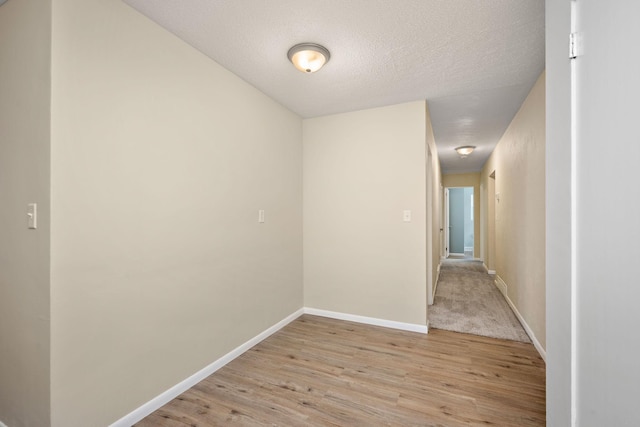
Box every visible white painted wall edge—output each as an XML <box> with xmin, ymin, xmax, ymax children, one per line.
<box><xmin>494</xmin><ymin>276</ymin><xmax>546</xmax><ymax>362</ymax></box>
<box><xmin>108</xmin><ymin>308</ymin><xmax>305</xmax><ymax>427</ymax></box>
<box><xmin>304</xmin><ymin>307</ymin><xmax>428</xmax><ymax>334</ymax></box>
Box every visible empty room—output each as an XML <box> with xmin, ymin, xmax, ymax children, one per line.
<box><xmin>2</xmin><ymin>1</ymin><xmax>639</xmax><ymax>426</ymax></box>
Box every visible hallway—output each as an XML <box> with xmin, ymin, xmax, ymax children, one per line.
<box><xmin>429</xmin><ymin>260</ymin><xmax>530</xmax><ymax>343</ymax></box>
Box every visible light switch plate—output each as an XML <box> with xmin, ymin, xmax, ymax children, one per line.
<box><xmin>27</xmin><ymin>203</ymin><xmax>37</xmax><ymax>229</ymax></box>
<box><xmin>258</xmin><ymin>209</ymin><xmax>265</xmax><ymax>223</ymax></box>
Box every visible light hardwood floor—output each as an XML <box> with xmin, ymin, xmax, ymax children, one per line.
<box><xmin>136</xmin><ymin>315</ymin><xmax>545</xmax><ymax>426</ymax></box>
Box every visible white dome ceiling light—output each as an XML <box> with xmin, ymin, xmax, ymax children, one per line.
<box><xmin>455</xmin><ymin>146</ymin><xmax>476</xmax><ymax>158</ymax></box>
<box><xmin>287</xmin><ymin>43</ymin><xmax>330</xmax><ymax>73</ymax></box>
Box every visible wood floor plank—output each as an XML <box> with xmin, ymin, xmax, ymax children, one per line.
<box><xmin>135</xmin><ymin>315</ymin><xmax>545</xmax><ymax>426</ymax></box>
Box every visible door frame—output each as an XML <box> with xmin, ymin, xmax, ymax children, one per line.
<box><xmin>443</xmin><ymin>188</ymin><xmax>450</xmax><ymax>259</ymax></box>
<box><xmin>445</xmin><ymin>186</ymin><xmax>475</xmax><ymax>257</ymax></box>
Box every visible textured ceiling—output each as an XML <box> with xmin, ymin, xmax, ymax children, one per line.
<box><xmin>122</xmin><ymin>0</ymin><xmax>544</xmax><ymax>174</ymax></box>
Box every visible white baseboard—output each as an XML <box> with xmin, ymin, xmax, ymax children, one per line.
<box><xmin>109</xmin><ymin>308</ymin><xmax>305</xmax><ymax>427</ymax></box>
<box><xmin>433</xmin><ymin>264</ymin><xmax>441</xmax><ymax>299</ymax></box>
<box><xmin>304</xmin><ymin>307</ymin><xmax>428</xmax><ymax>334</ymax></box>
<box><xmin>493</xmin><ymin>276</ymin><xmax>546</xmax><ymax>362</ymax></box>
<box><xmin>483</xmin><ymin>263</ymin><xmax>496</xmax><ymax>275</ymax></box>
<box><xmin>111</xmin><ymin>307</ymin><xmax>429</xmax><ymax>426</ymax></box>
<box><xmin>494</xmin><ymin>275</ymin><xmax>508</xmax><ymax>295</ymax></box>
<box><xmin>449</xmin><ymin>252</ymin><xmax>464</xmax><ymax>256</ymax></box>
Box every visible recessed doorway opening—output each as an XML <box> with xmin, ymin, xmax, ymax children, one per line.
<box><xmin>445</xmin><ymin>186</ymin><xmax>474</xmax><ymax>259</ymax></box>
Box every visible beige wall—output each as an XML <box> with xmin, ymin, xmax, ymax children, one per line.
<box><xmin>442</xmin><ymin>173</ymin><xmax>481</xmax><ymax>257</ymax></box>
<box><xmin>425</xmin><ymin>104</ymin><xmax>443</xmax><ymax>303</ymax></box>
<box><xmin>483</xmin><ymin>172</ymin><xmax>497</xmax><ymax>270</ymax></box>
<box><xmin>481</xmin><ymin>71</ymin><xmax>546</xmax><ymax>349</ymax></box>
<box><xmin>303</xmin><ymin>102</ymin><xmax>428</xmax><ymax>325</ymax></box>
<box><xmin>0</xmin><ymin>0</ymin><xmax>52</xmax><ymax>426</ymax></box>
<box><xmin>50</xmin><ymin>0</ymin><xmax>302</xmax><ymax>425</ymax></box>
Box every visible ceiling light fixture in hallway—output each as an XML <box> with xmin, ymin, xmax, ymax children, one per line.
<box><xmin>455</xmin><ymin>145</ymin><xmax>476</xmax><ymax>158</ymax></box>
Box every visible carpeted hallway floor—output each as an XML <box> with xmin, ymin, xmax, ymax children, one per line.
<box><xmin>428</xmin><ymin>259</ymin><xmax>530</xmax><ymax>342</ymax></box>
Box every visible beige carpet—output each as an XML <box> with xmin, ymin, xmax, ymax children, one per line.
<box><xmin>429</xmin><ymin>259</ymin><xmax>530</xmax><ymax>342</ymax></box>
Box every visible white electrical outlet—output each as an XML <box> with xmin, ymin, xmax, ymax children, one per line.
<box><xmin>403</xmin><ymin>210</ymin><xmax>411</xmax><ymax>222</ymax></box>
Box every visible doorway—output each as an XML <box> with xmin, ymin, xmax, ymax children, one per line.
<box><xmin>445</xmin><ymin>186</ymin><xmax>474</xmax><ymax>258</ymax></box>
